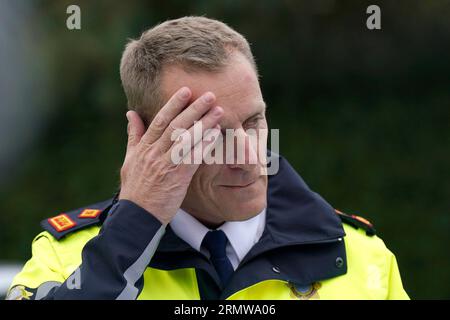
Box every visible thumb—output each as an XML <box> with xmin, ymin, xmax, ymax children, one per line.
<box><xmin>126</xmin><ymin>110</ymin><xmax>146</xmax><ymax>149</ymax></box>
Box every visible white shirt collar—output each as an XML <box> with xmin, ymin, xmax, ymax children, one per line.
<box><xmin>169</xmin><ymin>208</ymin><xmax>210</xmax><ymax>253</ymax></box>
<box><xmin>170</xmin><ymin>207</ymin><xmax>266</xmax><ymax>264</ymax></box>
<box><xmin>218</xmin><ymin>211</ymin><xmax>266</xmax><ymax>261</ymax></box>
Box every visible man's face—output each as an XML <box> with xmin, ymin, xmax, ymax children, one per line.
<box><xmin>161</xmin><ymin>52</ymin><xmax>268</xmax><ymax>226</ymax></box>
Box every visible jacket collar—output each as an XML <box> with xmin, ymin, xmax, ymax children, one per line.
<box><xmin>241</xmin><ymin>152</ymin><xmax>346</xmax><ymax>262</ymax></box>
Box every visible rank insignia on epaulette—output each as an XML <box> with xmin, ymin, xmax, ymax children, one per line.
<box><xmin>78</xmin><ymin>208</ymin><xmax>102</xmax><ymax>219</ymax></box>
<box><xmin>335</xmin><ymin>209</ymin><xmax>376</xmax><ymax>236</ymax></box>
<box><xmin>48</xmin><ymin>214</ymin><xmax>76</xmax><ymax>232</ymax></box>
<box><xmin>352</xmin><ymin>215</ymin><xmax>373</xmax><ymax>227</ymax></box>
<box><xmin>41</xmin><ymin>198</ymin><xmax>115</xmax><ymax>240</ymax></box>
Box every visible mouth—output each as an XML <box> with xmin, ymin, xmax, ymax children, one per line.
<box><xmin>220</xmin><ymin>179</ymin><xmax>258</xmax><ymax>189</ymax></box>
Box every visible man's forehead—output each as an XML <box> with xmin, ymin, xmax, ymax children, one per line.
<box><xmin>161</xmin><ymin>54</ymin><xmax>263</xmax><ymax>113</ymax></box>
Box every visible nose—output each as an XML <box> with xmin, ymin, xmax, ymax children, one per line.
<box><xmin>225</xmin><ymin>128</ymin><xmax>259</xmax><ymax>172</ymax></box>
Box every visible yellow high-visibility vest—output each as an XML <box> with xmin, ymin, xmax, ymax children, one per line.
<box><xmin>9</xmin><ymin>223</ymin><xmax>408</xmax><ymax>300</ymax></box>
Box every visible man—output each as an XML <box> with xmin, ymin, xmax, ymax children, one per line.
<box><xmin>8</xmin><ymin>16</ymin><xmax>408</xmax><ymax>300</ymax></box>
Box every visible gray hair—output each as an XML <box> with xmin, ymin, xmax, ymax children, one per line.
<box><xmin>119</xmin><ymin>16</ymin><xmax>257</xmax><ymax>125</ymax></box>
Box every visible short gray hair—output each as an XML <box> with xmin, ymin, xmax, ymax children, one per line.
<box><xmin>119</xmin><ymin>16</ymin><xmax>257</xmax><ymax>125</ymax></box>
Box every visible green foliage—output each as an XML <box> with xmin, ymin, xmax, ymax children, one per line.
<box><xmin>0</xmin><ymin>0</ymin><xmax>449</xmax><ymax>299</ymax></box>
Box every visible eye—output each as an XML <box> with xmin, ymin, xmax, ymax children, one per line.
<box><xmin>244</xmin><ymin>115</ymin><xmax>263</xmax><ymax>129</ymax></box>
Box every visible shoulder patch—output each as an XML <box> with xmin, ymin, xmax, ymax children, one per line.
<box><xmin>41</xmin><ymin>198</ymin><xmax>115</xmax><ymax>240</ymax></box>
<box><xmin>48</xmin><ymin>214</ymin><xmax>76</xmax><ymax>232</ymax></box>
<box><xmin>335</xmin><ymin>209</ymin><xmax>376</xmax><ymax>236</ymax></box>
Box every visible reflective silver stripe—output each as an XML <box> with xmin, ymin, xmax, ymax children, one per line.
<box><xmin>35</xmin><ymin>281</ymin><xmax>61</xmax><ymax>300</ymax></box>
<box><xmin>116</xmin><ymin>225</ymin><xmax>166</xmax><ymax>300</ymax></box>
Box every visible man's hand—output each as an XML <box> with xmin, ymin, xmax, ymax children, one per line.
<box><xmin>119</xmin><ymin>87</ymin><xmax>223</xmax><ymax>225</ymax></box>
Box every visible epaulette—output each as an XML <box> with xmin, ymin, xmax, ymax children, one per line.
<box><xmin>335</xmin><ymin>209</ymin><xmax>376</xmax><ymax>236</ymax></box>
<box><xmin>41</xmin><ymin>198</ymin><xmax>116</xmax><ymax>240</ymax></box>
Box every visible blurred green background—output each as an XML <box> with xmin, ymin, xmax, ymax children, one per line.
<box><xmin>0</xmin><ymin>0</ymin><xmax>449</xmax><ymax>299</ymax></box>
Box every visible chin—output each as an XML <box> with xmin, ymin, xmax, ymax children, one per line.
<box><xmin>217</xmin><ymin>177</ymin><xmax>268</xmax><ymax>221</ymax></box>
<box><xmin>224</xmin><ymin>197</ymin><xmax>267</xmax><ymax>221</ymax></box>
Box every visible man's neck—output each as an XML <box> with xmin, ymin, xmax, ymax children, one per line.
<box><xmin>180</xmin><ymin>206</ymin><xmax>225</xmax><ymax>229</ymax></box>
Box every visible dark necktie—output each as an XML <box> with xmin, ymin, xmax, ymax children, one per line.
<box><xmin>201</xmin><ymin>230</ymin><xmax>234</xmax><ymax>286</ymax></box>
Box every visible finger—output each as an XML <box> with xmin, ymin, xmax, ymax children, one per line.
<box><xmin>141</xmin><ymin>87</ymin><xmax>192</xmax><ymax>146</ymax></box>
<box><xmin>166</xmin><ymin>106</ymin><xmax>223</xmax><ymax>165</ymax></box>
<box><xmin>126</xmin><ymin>111</ymin><xmax>146</xmax><ymax>151</ymax></box>
<box><xmin>202</xmin><ymin>124</ymin><xmax>223</xmax><ymax>165</ymax></box>
<box><xmin>178</xmin><ymin>124</ymin><xmax>222</xmax><ymax>175</ymax></box>
<box><xmin>158</xmin><ymin>91</ymin><xmax>217</xmax><ymax>152</ymax></box>
<box><xmin>166</xmin><ymin>123</ymin><xmax>221</xmax><ymax>186</ymax></box>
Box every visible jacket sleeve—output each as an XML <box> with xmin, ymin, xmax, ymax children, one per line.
<box><xmin>6</xmin><ymin>200</ymin><xmax>166</xmax><ymax>300</ymax></box>
<box><xmin>386</xmin><ymin>251</ymin><xmax>410</xmax><ymax>300</ymax></box>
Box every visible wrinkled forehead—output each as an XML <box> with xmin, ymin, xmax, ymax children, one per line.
<box><xmin>160</xmin><ymin>53</ymin><xmax>265</xmax><ymax>122</ymax></box>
